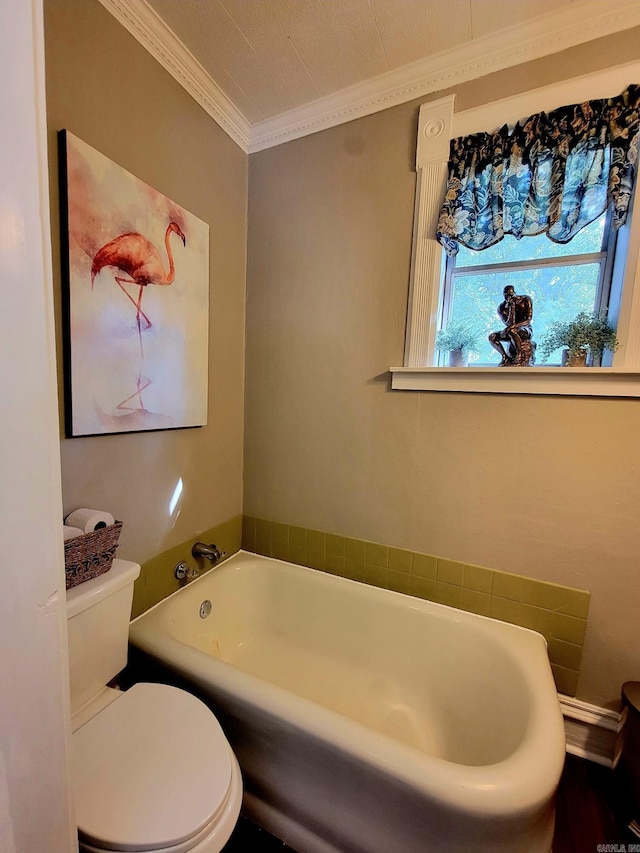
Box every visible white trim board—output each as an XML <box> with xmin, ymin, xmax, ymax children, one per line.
<box><xmin>390</xmin><ymin>367</ymin><xmax>640</xmax><ymax>397</ymax></box>
<box><xmin>559</xmin><ymin>694</ymin><xmax>620</xmax><ymax>767</ymax></box>
<box><xmin>97</xmin><ymin>0</ymin><xmax>640</xmax><ymax>154</ymax></box>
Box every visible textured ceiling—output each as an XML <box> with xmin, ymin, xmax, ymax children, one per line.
<box><xmin>146</xmin><ymin>0</ymin><xmax>569</xmax><ymax>123</ymax></box>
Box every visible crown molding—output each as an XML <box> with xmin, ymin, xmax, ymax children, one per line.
<box><xmin>248</xmin><ymin>0</ymin><xmax>640</xmax><ymax>152</ymax></box>
<box><xmin>99</xmin><ymin>0</ymin><xmax>640</xmax><ymax>155</ymax></box>
<box><xmin>97</xmin><ymin>0</ymin><xmax>251</xmax><ymax>153</ymax></box>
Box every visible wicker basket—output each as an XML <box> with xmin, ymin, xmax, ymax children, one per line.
<box><xmin>64</xmin><ymin>521</ymin><xmax>123</xmax><ymax>590</ymax></box>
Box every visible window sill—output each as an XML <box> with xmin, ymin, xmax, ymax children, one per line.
<box><xmin>390</xmin><ymin>366</ymin><xmax>640</xmax><ymax>397</ymax></box>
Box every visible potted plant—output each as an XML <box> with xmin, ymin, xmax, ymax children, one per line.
<box><xmin>539</xmin><ymin>310</ymin><xmax>620</xmax><ymax>366</ymax></box>
<box><xmin>435</xmin><ymin>322</ymin><xmax>481</xmax><ymax>367</ymax></box>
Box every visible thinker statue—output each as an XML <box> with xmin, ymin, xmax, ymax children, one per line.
<box><xmin>488</xmin><ymin>285</ymin><xmax>536</xmax><ymax>366</ymax></box>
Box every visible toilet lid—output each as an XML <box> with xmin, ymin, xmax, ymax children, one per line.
<box><xmin>73</xmin><ymin>683</ymin><xmax>234</xmax><ymax>852</ymax></box>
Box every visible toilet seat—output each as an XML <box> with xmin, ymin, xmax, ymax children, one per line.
<box><xmin>73</xmin><ymin>682</ymin><xmax>240</xmax><ymax>852</ymax></box>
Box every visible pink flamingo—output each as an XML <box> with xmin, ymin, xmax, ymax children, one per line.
<box><xmin>91</xmin><ymin>221</ymin><xmax>186</xmax><ymax>330</ymax></box>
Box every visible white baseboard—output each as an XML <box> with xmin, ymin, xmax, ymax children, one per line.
<box><xmin>559</xmin><ymin>694</ymin><xmax>620</xmax><ymax>767</ymax></box>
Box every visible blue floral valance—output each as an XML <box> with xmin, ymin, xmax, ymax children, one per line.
<box><xmin>436</xmin><ymin>86</ymin><xmax>640</xmax><ymax>257</ymax></box>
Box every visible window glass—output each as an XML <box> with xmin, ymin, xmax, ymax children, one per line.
<box><xmin>448</xmin><ymin>263</ymin><xmax>602</xmax><ymax>364</ymax></box>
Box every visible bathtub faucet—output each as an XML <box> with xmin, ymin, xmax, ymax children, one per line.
<box><xmin>192</xmin><ymin>541</ymin><xmax>226</xmax><ymax>563</ymax></box>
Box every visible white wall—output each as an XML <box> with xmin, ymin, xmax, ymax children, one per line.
<box><xmin>0</xmin><ymin>1</ymin><xmax>74</xmax><ymax>849</ymax></box>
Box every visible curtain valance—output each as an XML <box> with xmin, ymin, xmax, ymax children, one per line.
<box><xmin>436</xmin><ymin>85</ymin><xmax>640</xmax><ymax>257</ymax></box>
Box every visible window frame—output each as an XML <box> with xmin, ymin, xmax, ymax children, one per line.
<box><xmin>392</xmin><ymin>62</ymin><xmax>640</xmax><ymax>396</ymax></box>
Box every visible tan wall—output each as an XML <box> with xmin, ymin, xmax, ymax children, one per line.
<box><xmin>245</xmin><ymin>30</ymin><xmax>640</xmax><ymax>709</ymax></box>
<box><xmin>44</xmin><ymin>0</ymin><xmax>247</xmax><ymax>563</ymax></box>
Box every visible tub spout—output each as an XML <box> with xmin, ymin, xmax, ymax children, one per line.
<box><xmin>192</xmin><ymin>541</ymin><xmax>226</xmax><ymax>563</ymax></box>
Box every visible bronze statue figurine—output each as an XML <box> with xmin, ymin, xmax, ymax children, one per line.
<box><xmin>488</xmin><ymin>285</ymin><xmax>536</xmax><ymax>366</ymax></box>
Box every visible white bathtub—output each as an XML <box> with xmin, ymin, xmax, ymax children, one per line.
<box><xmin>129</xmin><ymin>551</ymin><xmax>566</xmax><ymax>853</ymax></box>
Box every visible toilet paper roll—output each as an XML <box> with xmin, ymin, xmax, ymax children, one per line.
<box><xmin>63</xmin><ymin>525</ymin><xmax>84</xmax><ymax>541</ymax></box>
<box><xmin>65</xmin><ymin>508</ymin><xmax>115</xmax><ymax>533</ymax></box>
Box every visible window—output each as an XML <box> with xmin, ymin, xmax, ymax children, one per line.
<box><xmin>392</xmin><ymin>66</ymin><xmax>640</xmax><ymax>397</ymax></box>
<box><xmin>437</xmin><ymin>209</ymin><xmax>618</xmax><ymax>367</ymax></box>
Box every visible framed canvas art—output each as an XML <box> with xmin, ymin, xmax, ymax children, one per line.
<box><xmin>59</xmin><ymin>130</ymin><xmax>209</xmax><ymax>436</ymax></box>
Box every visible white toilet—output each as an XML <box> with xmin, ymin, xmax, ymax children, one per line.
<box><xmin>66</xmin><ymin>558</ymin><xmax>242</xmax><ymax>853</ymax></box>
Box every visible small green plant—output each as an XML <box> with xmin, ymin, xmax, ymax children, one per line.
<box><xmin>435</xmin><ymin>322</ymin><xmax>481</xmax><ymax>355</ymax></box>
<box><xmin>539</xmin><ymin>310</ymin><xmax>620</xmax><ymax>364</ymax></box>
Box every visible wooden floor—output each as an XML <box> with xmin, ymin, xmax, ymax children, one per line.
<box><xmin>223</xmin><ymin>754</ymin><xmax>639</xmax><ymax>852</ymax></box>
<box><xmin>553</xmin><ymin>754</ymin><xmax>637</xmax><ymax>852</ymax></box>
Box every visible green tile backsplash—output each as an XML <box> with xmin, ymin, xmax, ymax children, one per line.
<box><xmin>133</xmin><ymin>514</ymin><xmax>590</xmax><ymax>698</ymax></box>
<box><xmin>132</xmin><ymin>515</ymin><xmax>243</xmax><ymax>619</ymax></box>
<box><xmin>242</xmin><ymin>515</ymin><xmax>590</xmax><ymax>697</ymax></box>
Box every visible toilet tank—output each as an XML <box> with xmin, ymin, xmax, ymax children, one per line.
<box><xmin>66</xmin><ymin>559</ymin><xmax>141</xmax><ymax>715</ymax></box>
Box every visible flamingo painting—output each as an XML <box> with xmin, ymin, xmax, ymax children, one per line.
<box><xmin>60</xmin><ymin>130</ymin><xmax>209</xmax><ymax>437</ymax></box>
<box><xmin>91</xmin><ymin>221</ymin><xmax>186</xmax><ymax>331</ymax></box>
